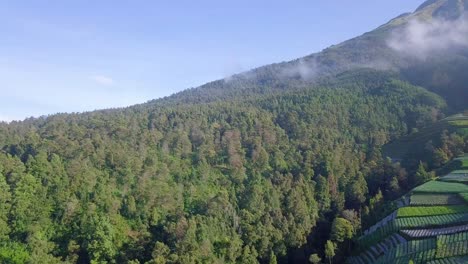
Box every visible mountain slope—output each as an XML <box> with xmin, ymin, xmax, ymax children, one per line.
<box><xmin>0</xmin><ymin>0</ymin><xmax>467</xmax><ymax>263</ymax></box>
<box><xmin>146</xmin><ymin>0</ymin><xmax>467</xmax><ymax>111</ymax></box>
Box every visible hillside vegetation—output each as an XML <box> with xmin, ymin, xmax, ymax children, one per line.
<box><xmin>0</xmin><ymin>71</ymin><xmax>451</xmax><ymax>263</ymax></box>
<box><xmin>0</xmin><ymin>0</ymin><xmax>467</xmax><ymax>263</ymax></box>
<box><xmin>348</xmin><ymin>155</ymin><xmax>468</xmax><ymax>264</ymax></box>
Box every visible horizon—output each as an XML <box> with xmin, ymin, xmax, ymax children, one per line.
<box><xmin>1</xmin><ymin>0</ymin><xmax>422</xmax><ymax>122</ymax></box>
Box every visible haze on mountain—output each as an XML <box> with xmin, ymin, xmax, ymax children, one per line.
<box><xmin>0</xmin><ymin>0</ymin><xmax>467</xmax><ymax>264</ymax></box>
<box><xmin>161</xmin><ymin>0</ymin><xmax>468</xmax><ymax>111</ymax></box>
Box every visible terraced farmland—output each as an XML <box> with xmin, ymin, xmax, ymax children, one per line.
<box><xmin>439</xmin><ymin>172</ymin><xmax>468</xmax><ymax>183</ymax></box>
<box><xmin>410</xmin><ymin>194</ymin><xmax>465</xmax><ymax>206</ymax></box>
<box><xmin>348</xmin><ymin>155</ymin><xmax>468</xmax><ymax>264</ymax></box>
<box><xmin>401</xmin><ymin>224</ymin><xmax>468</xmax><ymax>238</ymax></box>
<box><xmin>412</xmin><ymin>181</ymin><xmax>468</xmax><ymax>193</ymax></box>
<box><xmin>397</xmin><ymin>205</ymin><xmax>468</xmax><ymax>218</ymax></box>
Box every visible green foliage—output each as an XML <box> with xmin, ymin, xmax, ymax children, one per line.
<box><xmin>325</xmin><ymin>241</ymin><xmax>335</xmax><ymax>264</ymax></box>
<box><xmin>414</xmin><ymin>162</ymin><xmax>434</xmax><ymax>185</ymax></box>
<box><xmin>0</xmin><ymin>70</ymin><xmax>451</xmax><ymax>263</ymax></box>
<box><xmin>0</xmin><ymin>242</ymin><xmax>30</xmax><ymax>264</ymax></box>
<box><xmin>309</xmin><ymin>253</ymin><xmax>321</xmax><ymax>264</ymax></box>
<box><xmin>0</xmin><ymin>172</ymin><xmax>11</xmax><ymax>241</ymax></box>
<box><xmin>330</xmin><ymin>217</ymin><xmax>354</xmax><ymax>243</ymax></box>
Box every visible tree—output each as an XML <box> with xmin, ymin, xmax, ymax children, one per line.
<box><xmin>324</xmin><ymin>240</ymin><xmax>335</xmax><ymax>264</ymax></box>
<box><xmin>0</xmin><ymin>172</ymin><xmax>11</xmax><ymax>241</ymax></box>
<box><xmin>269</xmin><ymin>251</ymin><xmax>277</xmax><ymax>264</ymax></box>
<box><xmin>330</xmin><ymin>217</ymin><xmax>353</xmax><ymax>243</ymax></box>
<box><xmin>151</xmin><ymin>242</ymin><xmax>170</xmax><ymax>264</ymax></box>
<box><xmin>309</xmin><ymin>253</ymin><xmax>321</xmax><ymax>264</ymax></box>
<box><xmin>414</xmin><ymin>162</ymin><xmax>433</xmax><ymax>185</ymax></box>
<box><xmin>316</xmin><ymin>175</ymin><xmax>331</xmax><ymax>212</ymax></box>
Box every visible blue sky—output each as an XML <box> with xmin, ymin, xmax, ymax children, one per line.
<box><xmin>0</xmin><ymin>0</ymin><xmax>423</xmax><ymax>122</ymax></box>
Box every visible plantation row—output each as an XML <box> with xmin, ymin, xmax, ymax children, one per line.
<box><xmin>358</xmin><ymin>213</ymin><xmax>468</xmax><ymax>247</ymax></box>
<box><xmin>412</xmin><ymin>181</ymin><xmax>468</xmax><ymax>194</ymax></box>
<box><xmin>402</xmin><ymin>224</ymin><xmax>468</xmax><ymax>238</ymax></box>
<box><xmin>438</xmin><ymin>231</ymin><xmax>468</xmax><ymax>244</ymax></box>
<box><xmin>373</xmin><ymin>238</ymin><xmax>436</xmax><ymax>264</ymax></box>
<box><xmin>396</xmin><ymin>213</ymin><xmax>468</xmax><ymax>228</ymax></box>
<box><xmin>440</xmin><ymin>173</ymin><xmax>468</xmax><ymax>183</ymax></box>
<box><xmin>410</xmin><ymin>194</ymin><xmax>465</xmax><ymax>206</ymax></box>
<box><xmin>428</xmin><ymin>256</ymin><xmax>468</xmax><ymax>264</ymax></box>
<box><xmin>387</xmin><ymin>249</ymin><xmax>436</xmax><ymax>264</ymax></box>
<box><xmin>353</xmin><ymin>234</ymin><xmax>468</xmax><ymax>264</ymax></box>
<box><xmin>397</xmin><ymin>205</ymin><xmax>468</xmax><ymax>218</ymax></box>
<box><xmin>348</xmin><ymin>234</ymin><xmax>407</xmax><ymax>264</ymax></box>
<box><xmin>435</xmin><ymin>241</ymin><xmax>468</xmax><ymax>259</ymax></box>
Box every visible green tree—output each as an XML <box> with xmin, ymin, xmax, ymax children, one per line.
<box><xmin>309</xmin><ymin>253</ymin><xmax>321</xmax><ymax>264</ymax></box>
<box><xmin>330</xmin><ymin>217</ymin><xmax>353</xmax><ymax>243</ymax></box>
<box><xmin>269</xmin><ymin>251</ymin><xmax>277</xmax><ymax>264</ymax></box>
<box><xmin>414</xmin><ymin>162</ymin><xmax>433</xmax><ymax>185</ymax></box>
<box><xmin>316</xmin><ymin>175</ymin><xmax>331</xmax><ymax>212</ymax></box>
<box><xmin>324</xmin><ymin>240</ymin><xmax>335</xmax><ymax>264</ymax></box>
<box><xmin>0</xmin><ymin>171</ymin><xmax>11</xmax><ymax>241</ymax></box>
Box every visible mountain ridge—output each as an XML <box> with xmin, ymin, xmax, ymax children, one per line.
<box><xmin>139</xmin><ymin>0</ymin><xmax>467</xmax><ymax>112</ymax></box>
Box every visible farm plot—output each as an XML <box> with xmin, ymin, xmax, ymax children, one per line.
<box><xmin>358</xmin><ymin>222</ymin><xmax>398</xmax><ymax>251</ymax></box>
<box><xmin>412</xmin><ymin>181</ymin><xmax>468</xmax><ymax>194</ymax></box>
<box><xmin>440</xmin><ymin>172</ymin><xmax>468</xmax><ymax>183</ymax></box>
<box><xmin>395</xmin><ymin>213</ymin><xmax>468</xmax><ymax>229</ymax></box>
<box><xmin>440</xmin><ymin>170</ymin><xmax>468</xmax><ymax>182</ymax></box>
<box><xmin>437</xmin><ymin>231</ymin><xmax>468</xmax><ymax>244</ymax></box>
<box><xmin>348</xmin><ymin>234</ymin><xmax>407</xmax><ymax>264</ymax></box>
<box><xmin>436</xmin><ymin>240</ymin><xmax>468</xmax><ymax>259</ymax></box>
<box><xmin>373</xmin><ymin>238</ymin><xmax>437</xmax><ymax>264</ymax></box>
<box><xmin>401</xmin><ymin>224</ymin><xmax>468</xmax><ymax>238</ymax></box>
<box><xmin>410</xmin><ymin>194</ymin><xmax>465</xmax><ymax>206</ymax></box>
<box><xmin>397</xmin><ymin>206</ymin><xmax>468</xmax><ymax>218</ymax></box>
<box><xmin>428</xmin><ymin>256</ymin><xmax>468</xmax><ymax>264</ymax></box>
<box><xmin>358</xmin><ymin>213</ymin><xmax>468</xmax><ymax>249</ymax></box>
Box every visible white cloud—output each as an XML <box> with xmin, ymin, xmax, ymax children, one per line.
<box><xmin>91</xmin><ymin>75</ymin><xmax>115</xmax><ymax>86</ymax></box>
<box><xmin>388</xmin><ymin>13</ymin><xmax>468</xmax><ymax>59</ymax></box>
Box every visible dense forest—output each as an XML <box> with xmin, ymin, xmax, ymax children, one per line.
<box><xmin>1</xmin><ymin>0</ymin><xmax>468</xmax><ymax>263</ymax></box>
<box><xmin>1</xmin><ymin>69</ymin><xmax>465</xmax><ymax>264</ymax></box>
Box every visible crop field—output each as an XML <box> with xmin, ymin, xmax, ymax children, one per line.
<box><xmin>428</xmin><ymin>256</ymin><xmax>468</xmax><ymax>264</ymax></box>
<box><xmin>437</xmin><ymin>231</ymin><xmax>468</xmax><ymax>244</ymax></box>
<box><xmin>373</xmin><ymin>238</ymin><xmax>437</xmax><ymax>264</ymax></box>
<box><xmin>358</xmin><ymin>213</ymin><xmax>468</xmax><ymax>249</ymax></box>
<box><xmin>395</xmin><ymin>213</ymin><xmax>468</xmax><ymax>229</ymax></box>
<box><xmin>412</xmin><ymin>181</ymin><xmax>468</xmax><ymax>194</ymax></box>
<box><xmin>440</xmin><ymin>172</ymin><xmax>468</xmax><ymax>182</ymax></box>
<box><xmin>397</xmin><ymin>206</ymin><xmax>468</xmax><ymax>218</ymax></box>
<box><xmin>402</xmin><ymin>224</ymin><xmax>468</xmax><ymax>238</ymax></box>
<box><xmin>410</xmin><ymin>194</ymin><xmax>465</xmax><ymax>206</ymax></box>
<box><xmin>435</xmin><ymin>241</ymin><xmax>468</xmax><ymax>259</ymax></box>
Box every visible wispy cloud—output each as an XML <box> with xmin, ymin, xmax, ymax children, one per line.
<box><xmin>387</xmin><ymin>13</ymin><xmax>468</xmax><ymax>59</ymax></box>
<box><xmin>91</xmin><ymin>75</ymin><xmax>115</xmax><ymax>86</ymax></box>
